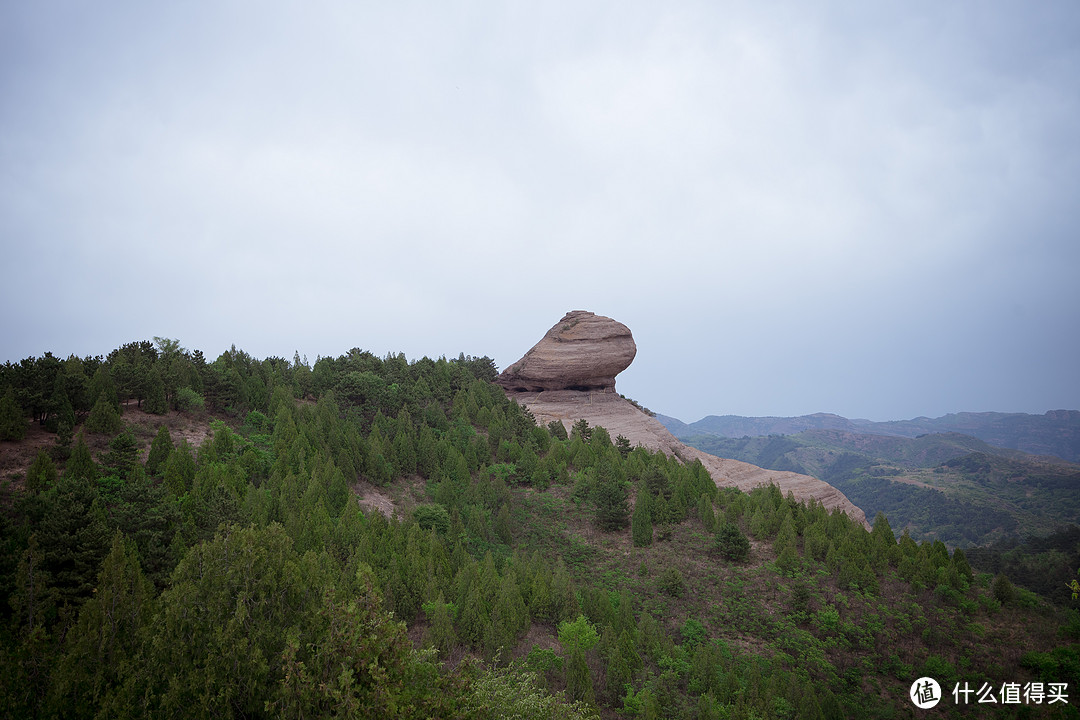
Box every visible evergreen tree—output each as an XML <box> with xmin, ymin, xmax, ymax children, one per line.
<box><xmin>53</xmin><ymin>419</ymin><xmax>74</xmax><ymax>464</ymax></box>
<box><xmin>548</xmin><ymin>420</ymin><xmax>568</xmax><ymax>441</ymax></box>
<box><xmin>565</xmin><ymin>647</ymin><xmax>596</xmax><ymax>706</ymax></box>
<box><xmin>47</xmin><ymin>374</ymin><xmax>75</xmax><ymax>432</ymax></box>
<box><xmin>144</xmin><ymin>366</ymin><xmax>168</xmax><ymax>415</ymax></box>
<box><xmin>951</xmin><ymin>547</ymin><xmax>974</xmax><ymax>586</ymax></box>
<box><xmin>48</xmin><ymin>532</ymin><xmax>154</xmax><ymax>719</ymax></box>
<box><xmin>571</xmin><ymin>418</ymin><xmax>592</xmax><ymax>442</ymax></box>
<box><xmin>102</xmin><ymin>429</ymin><xmax>140</xmax><ymax>480</ymax></box>
<box><xmin>85</xmin><ymin>391</ymin><xmax>122</xmax><ymax>434</ymax></box>
<box><xmin>594</xmin><ymin>473</ymin><xmax>629</xmax><ymax>531</ymax></box>
<box><xmin>87</xmin><ymin>366</ymin><xmax>119</xmax><ymax>413</ymax></box>
<box><xmin>146</xmin><ymin>424</ymin><xmax>173</xmax><ymax>476</ymax></box>
<box><xmin>64</xmin><ymin>434</ymin><xmax>98</xmax><ymax>482</ymax></box>
<box><xmin>25</xmin><ymin>449</ymin><xmax>58</xmax><ymax>493</ymax></box>
<box><xmin>716</xmin><ymin>522</ymin><xmax>750</xmax><ymax>562</ymax></box>
<box><xmin>992</xmin><ymin>573</ymin><xmax>1016</xmax><ymax>606</ymax></box>
<box><xmin>162</xmin><ymin>440</ymin><xmax>196</xmax><ymax>498</ymax></box>
<box><xmin>699</xmin><ymin>494</ymin><xmax>717</xmax><ymax>532</ymax></box>
<box><xmin>0</xmin><ymin>386</ymin><xmax>26</xmax><ymax>440</ymax></box>
<box><xmin>10</xmin><ymin>533</ymin><xmax>56</xmax><ymax>637</ymax></box>
<box><xmin>422</xmin><ymin>593</ymin><xmax>458</xmax><ymax>658</ymax></box>
<box><xmin>6</xmin><ymin>533</ymin><xmax>57</xmax><ymax>717</ymax></box>
<box><xmin>36</xmin><ymin>476</ymin><xmax>112</xmax><ymax>609</ymax></box>
<box><xmin>493</xmin><ymin>570</ymin><xmax>529</xmax><ymax>652</ymax></box>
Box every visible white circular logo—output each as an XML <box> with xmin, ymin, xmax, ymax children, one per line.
<box><xmin>910</xmin><ymin>677</ymin><xmax>942</xmax><ymax>709</ymax></box>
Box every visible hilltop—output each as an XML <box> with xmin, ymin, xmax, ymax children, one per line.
<box><xmin>1</xmin><ymin>332</ymin><xmax>1078</xmax><ymax>718</ymax></box>
<box><xmin>497</xmin><ymin>311</ymin><xmax>868</xmax><ymax>527</ymax></box>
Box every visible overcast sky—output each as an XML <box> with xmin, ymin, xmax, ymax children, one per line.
<box><xmin>2</xmin><ymin>1</ymin><xmax>1078</xmax><ymax>423</ymax></box>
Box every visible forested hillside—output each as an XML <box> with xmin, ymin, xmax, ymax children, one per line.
<box><xmin>1</xmin><ymin>340</ymin><xmax>1078</xmax><ymax>718</ymax></box>
<box><xmin>674</xmin><ymin>430</ymin><xmax>1080</xmax><ymax>549</ymax></box>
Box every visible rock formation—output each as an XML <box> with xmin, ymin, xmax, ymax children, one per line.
<box><xmin>495</xmin><ymin>310</ymin><xmax>636</xmax><ymax>393</ymax></box>
<box><xmin>499</xmin><ymin>311</ymin><xmax>870</xmax><ymax>528</ymax></box>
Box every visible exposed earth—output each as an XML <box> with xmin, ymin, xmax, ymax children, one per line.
<box><xmin>498</xmin><ymin>311</ymin><xmax>870</xmax><ymax>528</ymax></box>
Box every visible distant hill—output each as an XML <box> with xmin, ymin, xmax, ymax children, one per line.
<box><xmin>670</xmin><ymin>426</ymin><xmax>1080</xmax><ymax>547</ymax></box>
<box><xmin>658</xmin><ymin>409</ymin><xmax>1080</xmax><ymax>463</ymax></box>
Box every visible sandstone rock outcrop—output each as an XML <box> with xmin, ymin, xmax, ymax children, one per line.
<box><xmin>495</xmin><ymin>311</ymin><xmax>636</xmax><ymax>393</ymax></box>
<box><xmin>500</xmin><ymin>311</ymin><xmax>870</xmax><ymax>528</ymax></box>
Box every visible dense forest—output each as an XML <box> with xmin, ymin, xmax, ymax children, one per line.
<box><xmin>0</xmin><ymin>339</ymin><xmax>1078</xmax><ymax>718</ymax></box>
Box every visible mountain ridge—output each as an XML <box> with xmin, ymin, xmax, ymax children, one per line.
<box><xmin>659</xmin><ymin>409</ymin><xmax>1080</xmax><ymax>463</ymax></box>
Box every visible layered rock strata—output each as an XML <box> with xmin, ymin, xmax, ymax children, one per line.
<box><xmin>495</xmin><ymin>310</ymin><xmax>636</xmax><ymax>393</ymax></box>
<box><xmin>499</xmin><ymin>312</ymin><xmax>869</xmax><ymax>528</ymax></box>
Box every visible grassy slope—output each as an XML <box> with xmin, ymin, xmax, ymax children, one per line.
<box><xmin>502</xmin><ymin>480</ymin><xmax>1077</xmax><ymax>718</ymax></box>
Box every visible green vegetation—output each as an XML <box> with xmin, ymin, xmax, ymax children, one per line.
<box><xmin>0</xmin><ymin>340</ymin><xmax>1077</xmax><ymax>718</ymax></box>
<box><xmin>681</xmin><ymin>430</ymin><xmax>1080</xmax><ymax>547</ymax></box>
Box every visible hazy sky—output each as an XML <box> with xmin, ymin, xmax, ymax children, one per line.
<box><xmin>2</xmin><ymin>1</ymin><xmax>1078</xmax><ymax>422</ymax></box>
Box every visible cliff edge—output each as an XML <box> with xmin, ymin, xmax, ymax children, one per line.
<box><xmin>498</xmin><ymin>311</ymin><xmax>869</xmax><ymax>528</ymax></box>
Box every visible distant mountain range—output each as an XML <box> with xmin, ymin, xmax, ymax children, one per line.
<box><xmin>657</xmin><ymin>410</ymin><xmax>1080</xmax><ymax>547</ymax></box>
<box><xmin>657</xmin><ymin>409</ymin><xmax>1080</xmax><ymax>463</ymax></box>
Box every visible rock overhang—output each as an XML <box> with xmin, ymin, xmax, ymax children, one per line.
<box><xmin>495</xmin><ymin>310</ymin><xmax>637</xmax><ymax>394</ymax></box>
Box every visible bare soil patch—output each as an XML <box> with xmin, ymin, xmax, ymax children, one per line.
<box><xmin>351</xmin><ymin>479</ymin><xmax>398</xmax><ymax>519</ymax></box>
<box><xmin>0</xmin><ymin>402</ymin><xmax>220</xmax><ymax>491</ymax></box>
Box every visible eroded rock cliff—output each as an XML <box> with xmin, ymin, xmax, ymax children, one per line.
<box><xmin>495</xmin><ymin>310</ymin><xmax>636</xmax><ymax>393</ymax></box>
<box><xmin>499</xmin><ymin>312</ymin><xmax>869</xmax><ymax>528</ymax></box>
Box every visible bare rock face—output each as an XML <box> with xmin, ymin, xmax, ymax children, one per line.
<box><xmin>496</xmin><ymin>310</ymin><xmax>637</xmax><ymax>393</ymax></box>
<box><xmin>499</xmin><ymin>310</ymin><xmax>870</xmax><ymax>528</ymax></box>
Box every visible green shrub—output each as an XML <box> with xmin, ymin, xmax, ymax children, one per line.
<box><xmin>86</xmin><ymin>392</ymin><xmax>122</xmax><ymax>434</ymax></box>
<box><xmin>680</xmin><ymin>618</ymin><xmax>706</xmax><ymax>647</ymax></box>
<box><xmin>175</xmin><ymin>387</ymin><xmax>205</xmax><ymax>413</ymax></box>
<box><xmin>715</xmin><ymin>522</ymin><xmax>750</xmax><ymax>562</ymax></box>
<box><xmin>657</xmin><ymin>567</ymin><xmax>686</xmax><ymax>598</ymax></box>
<box><xmin>414</xmin><ymin>504</ymin><xmax>451</xmax><ymax>534</ymax></box>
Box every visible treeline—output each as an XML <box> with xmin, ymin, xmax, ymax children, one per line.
<box><xmin>966</xmin><ymin>526</ymin><xmax>1080</xmax><ymax>607</ymax></box>
<box><xmin>1</xmin><ymin>339</ymin><xmax>1078</xmax><ymax>718</ymax></box>
<box><xmin>680</xmin><ymin>434</ymin><xmax>1068</xmax><ymax>547</ymax></box>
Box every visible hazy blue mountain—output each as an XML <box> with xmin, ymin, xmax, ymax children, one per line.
<box><xmin>660</xmin><ymin>409</ymin><xmax>1080</xmax><ymax>463</ymax></box>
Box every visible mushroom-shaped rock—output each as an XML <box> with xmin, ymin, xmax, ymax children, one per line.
<box><xmin>496</xmin><ymin>310</ymin><xmax>637</xmax><ymax>393</ymax></box>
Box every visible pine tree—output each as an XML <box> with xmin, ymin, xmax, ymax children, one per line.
<box><xmin>716</xmin><ymin>522</ymin><xmax>750</xmax><ymax>562</ymax></box>
<box><xmin>594</xmin><ymin>473</ymin><xmax>629</xmax><ymax>531</ymax></box>
<box><xmin>146</xmin><ymin>425</ymin><xmax>174</xmax><ymax>476</ymax></box>
<box><xmin>102</xmin><ymin>429</ymin><xmax>140</xmax><ymax>480</ymax></box>
<box><xmin>992</xmin><ymin>573</ymin><xmax>1016</xmax><ymax>605</ymax></box>
<box><xmin>64</xmin><ymin>434</ymin><xmax>98</xmax><ymax>482</ymax></box>
<box><xmin>162</xmin><ymin>440</ymin><xmax>196</xmax><ymax>498</ymax></box>
<box><xmin>87</xmin><ymin>366</ymin><xmax>119</xmax><ymax>413</ymax></box>
<box><xmin>565</xmin><ymin>648</ymin><xmax>596</xmax><ymax>706</ymax></box>
<box><xmin>493</xmin><ymin>571</ymin><xmax>529</xmax><ymax>652</ymax></box>
<box><xmin>422</xmin><ymin>593</ymin><xmax>458</xmax><ymax>658</ymax></box>
<box><xmin>25</xmin><ymin>450</ymin><xmax>57</xmax><ymax>493</ymax></box>
<box><xmin>548</xmin><ymin>420</ymin><xmax>568</xmax><ymax>441</ymax></box>
<box><xmin>10</xmin><ymin>533</ymin><xmax>56</xmax><ymax>637</ymax></box>
<box><xmin>48</xmin><ymin>532</ymin><xmax>154</xmax><ymax>718</ymax></box>
<box><xmin>950</xmin><ymin>547</ymin><xmax>974</xmax><ymax>586</ymax></box>
<box><xmin>47</xmin><ymin>374</ymin><xmax>75</xmax><ymax>433</ymax></box>
<box><xmin>37</xmin><ymin>476</ymin><xmax>112</xmax><ymax>608</ymax></box>
<box><xmin>144</xmin><ymin>366</ymin><xmax>168</xmax><ymax>415</ymax></box>
<box><xmin>699</xmin><ymin>494</ymin><xmax>717</xmax><ymax>532</ymax></box>
<box><xmin>0</xmin><ymin>386</ymin><xmax>26</xmax><ymax>440</ymax></box>
<box><xmin>85</xmin><ymin>392</ymin><xmax>122</xmax><ymax>434</ymax></box>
